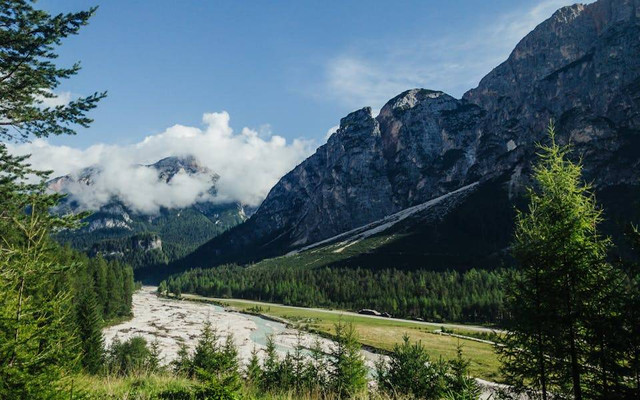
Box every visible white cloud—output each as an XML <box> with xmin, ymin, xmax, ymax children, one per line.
<box><xmin>8</xmin><ymin>111</ymin><xmax>314</xmax><ymax>214</ymax></box>
<box><xmin>320</xmin><ymin>0</ymin><xmax>595</xmax><ymax>111</ymax></box>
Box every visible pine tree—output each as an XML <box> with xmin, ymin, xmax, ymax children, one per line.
<box><xmin>172</xmin><ymin>342</ymin><xmax>192</xmax><ymax>376</ymax></box>
<box><xmin>307</xmin><ymin>337</ymin><xmax>328</xmax><ymax>389</ymax></box>
<box><xmin>76</xmin><ymin>287</ymin><xmax>104</xmax><ymax>374</ymax></box>
<box><xmin>329</xmin><ymin>320</ymin><xmax>367</xmax><ymax>397</ymax></box>
<box><xmin>446</xmin><ymin>343</ymin><xmax>481</xmax><ymax>399</ymax></box>
<box><xmin>375</xmin><ymin>334</ymin><xmax>448</xmax><ymax>399</ymax></box>
<box><xmin>148</xmin><ymin>340</ymin><xmax>162</xmax><ymax>373</ymax></box>
<box><xmin>260</xmin><ymin>334</ymin><xmax>280</xmax><ymax>391</ymax></box>
<box><xmin>192</xmin><ymin>320</ymin><xmax>221</xmax><ymax>379</ymax></box>
<box><xmin>158</xmin><ymin>281</ymin><xmax>168</xmax><ymax>296</ymax></box>
<box><xmin>0</xmin><ymin>1</ymin><xmax>104</xmax><ymax>392</ymax></box>
<box><xmin>0</xmin><ymin>2</ymin><xmax>105</xmax><ymax>143</ymax></box>
<box><xmin>0</xmin><ymin>152</ymin><xmax>86</xmax><ymax>398</ymax></box>
<box><xmin>245</xmin><ymin>346</ymin><xmax>262</xmax><ymax>383</ymax></box>
<box><xmin>499</xmin><ymin>122</ymin><xmax>613</xmax><ymax>400</ymax></box>
<box><xmin>292</xmin><ymin>331</ymin><xmax>307</xmax><ymax>391</ymax></box>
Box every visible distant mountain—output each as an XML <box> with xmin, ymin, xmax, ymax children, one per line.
<box><xmin>169</xmin><ymin>0</ymin><xmax>639</xmax><ymax>275</ymax></box>
<box><xmin>50</xmin><ymin>156</ymin><xmax>249</xmax><ymax>269</ymax></box>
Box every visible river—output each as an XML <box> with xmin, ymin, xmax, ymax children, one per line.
<box><xmin>103</xmin><ymin>286</ymin><xmax>378</xmax><ymax>367</ymax></box>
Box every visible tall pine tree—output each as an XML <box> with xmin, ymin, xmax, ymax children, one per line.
<box><xmin>499</xmin><ymin>123</ymin><xmax>613</xmax><ymax>400</ymax></box>
<box><xmin>0</xmin><ymin>1</ymin><xmax>104</xmax><ymax>397</ymax></box>
<box><xmin>75</xmin><ymin>286</ymin><xmax>104</xmax><ymax>374</ymax></box>
<box><xmin>329</xmin><ymin>320</ymin><xmax>367</xmax><ymax>398</ymax></box>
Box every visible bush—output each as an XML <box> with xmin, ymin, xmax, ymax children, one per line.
<box><xmin>376</xmin><ymin>335</ymin><xmax>480</xmax><ymax>400</ymax></box>
<box><xmin>106</xmin><ymin>336</ymin><xmax>162</xmax><ymax>376</ymax></box>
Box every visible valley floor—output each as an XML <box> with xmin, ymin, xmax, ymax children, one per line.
<box><xmin>180</xmin><ymin>293</ymin><xmax>503</xmax><ymax>382</ymax></box>
<box><xmin>102</xmin><ymin>287</ymin><xmax>506</xmax><ymax>398</ymax></box>
<box><xmin>103</xmin><ymin>286</ymin><xmax>380</xmax><ymax>367</ymax></box>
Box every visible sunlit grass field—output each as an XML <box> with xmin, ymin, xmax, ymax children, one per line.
<box><xmin>182</xmin><ymin>294</ymin><xmax>503</xmax><ymax>382</ymax></box>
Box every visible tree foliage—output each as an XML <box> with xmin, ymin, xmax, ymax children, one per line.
<box><xmin>162</xmin><ymin>265</ymin><xmax>506</xmax><ymax>324</ymax></box>
<box><xmin>499</xmin><ymin>123</ymin><xmax>635</xmax><ymax>400</ymax></box>
<box><xmin>0</xmin><ymin>0</ymin><xmax>105</xmax><ymax>141</ymax></box>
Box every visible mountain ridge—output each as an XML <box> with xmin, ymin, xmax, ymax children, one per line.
<box><xmin>168</xmin><ymin>0</ymin><xmax>640</xmax><ymax>275</ymax></box>
<box><xmin>50</xmin><ymin>156</ymin><xmax>249</xmax><ymax>269</ymax></box>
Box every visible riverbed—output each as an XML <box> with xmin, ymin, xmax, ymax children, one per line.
<box><xmin>104</xmin><ymin>286</ymin><xmax>504</xmax><ymax>398</ymax></box>
<box><xmin>103</xmin><ymin>286</ymin><xmax>379</xmax><ymax>367</ymax></box>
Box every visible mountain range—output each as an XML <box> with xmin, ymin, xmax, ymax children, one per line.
<box><xmin>165</xmin><ymin>0</ymin><xmax>640</xmax><ymax>276</ymax></box>
<box><xmin>50</xmin><ymin>156</ymin><xmax>249</xmax><ymax>269</ymax></box>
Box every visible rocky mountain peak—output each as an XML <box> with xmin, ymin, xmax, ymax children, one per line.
<box><xmin>329</xmin><ymin>107</ymin><xmax>378</xmax><ymax>145</ymax></box>
<box><xmin>178</xmin><ymin>0</ymin><xmax>640</xmax><ymax>270</ymax></box>
<box><xmin>378</xmin><ymin>89</ymin><xmax>449</xmax><ymax>117</ymax></box>
<box><xmin>150</xmin><ymin>155</ymin><xmax>218</xmax><ymax>184</ymax></box>
<box><xmin>339</xmin><ymin>106</ymin><xmax>373</xmax><ymax>126</ymax></box>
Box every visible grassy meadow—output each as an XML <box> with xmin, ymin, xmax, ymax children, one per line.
<box><xmin>181</xmin><ymin>294</ymin><xmax>503</xmax><ymax>382</ymax></box>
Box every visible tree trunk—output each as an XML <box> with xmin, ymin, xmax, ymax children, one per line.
<box><xmin>566</xmin><ymin>283</ymin><xmax>582</xmax><ymax>400</ymax></box>
<box><xmin>535</xmin><ymin>270</ymin><xmax>548</xmax><ymax>400</ymax></box>
<box><xmin>9</xmin><ymin>275</ymin><xmax>26</xmax><ymax>366</ymax></box>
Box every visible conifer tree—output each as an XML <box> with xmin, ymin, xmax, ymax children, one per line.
<box><xmin>446</xmin><ymin>343</ymin><xmax>481</xmax><ymax>399</ymax></box>
<box><xmin>76</xmin><ymin>286</ymin><xmax>104</xmax><ymax>374</ymax></box>
<box><xmin>245</xmin><ymin>346</ymin><xmax>262</xmax><ymax>384</ymax></box>
<box><xmin>292</xmin><ymin>331</ymin><xmax>307</xmax><ymax>391</ymax></box>
<box><xmin>308</xmin><ymin>337</ymin><xmax>328</xmax><ymax>389</ymax></box>
<box><xmin>499</xmin><ymin>123</ymin><xmax>613</xmax><ymax>400</ymax></box>
<box><xmin>192</xmin><ymin>320</ymin><xmax>221</xmax><ymax>379</ymax></box>
<box><xmin>172</xmin><ymin>342</ymin><xmax>193</xmax><ymax>376</ymax></box>
<box><xmin>261</xmin><ymin>334</ymin><xmax>280</xmax><ymax>391</ymax></box>
<box><xmin>329</xmin><ymin>320</ymin><xmax>367</xmax><ymax>397</ymax></box>
<box><xmin>0</xmin><ymin>4</ymin><xmax>105</xmax><ymax>394</ymax></box>
<box><xmin>0</xmin><ymin>149</ymin><xmax>85</xmax><ymax>397</ymax></box>
<box><xmin>375</xmin><ymin>334</ymin><xmax>448</xmax><ymax>399</ymax></box>
<box><xmin>148</xmin><ymin>340</ymin><xmax>162</xmax><ymax>373</ymax></box>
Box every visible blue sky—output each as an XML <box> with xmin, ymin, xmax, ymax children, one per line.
<box><xmin>40</xmin><ymin>0</ymin><xmax>584</xmax><ymax>148</ymax></box>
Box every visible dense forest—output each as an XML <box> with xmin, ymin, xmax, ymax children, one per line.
<box><xmin>55</xmin><ymin>204</ymin><xmax>246</xmax><ymax>270</ymax></box>
<box><xmin>161</xmin><ymin>266</ymin><xmax>507</xmax><ymax>324</ymax></box>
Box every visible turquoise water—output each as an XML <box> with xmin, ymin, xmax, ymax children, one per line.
<box><xmin>207</xmin><ymin>303</ymin><xmax>291</xmax><ymax>353</ymax></box>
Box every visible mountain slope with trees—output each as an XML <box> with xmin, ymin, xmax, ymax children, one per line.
<box><xmin>50</xmin><ymin>156</ymin><xmax>248</xmax><ymax>270</ymax></box>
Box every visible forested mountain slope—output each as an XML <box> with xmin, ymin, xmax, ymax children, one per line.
<box><xmin>50</xmin><ymin>156</ymin><xmax>248</xmax><ymax>269</ymax></box>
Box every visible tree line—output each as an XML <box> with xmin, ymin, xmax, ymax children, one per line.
<box><xmin>161</xmin><ymin>266</ymin><xmax>506</xmax><ymax>324</ymax></box>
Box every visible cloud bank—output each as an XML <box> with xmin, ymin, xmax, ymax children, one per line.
<box><xmin>8</xmin><ymin>112</ymin><xmax>314</xmax><ymax>214</ymax></box>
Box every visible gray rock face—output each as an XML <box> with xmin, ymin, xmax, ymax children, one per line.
<box><xmin>464</xmin><ymin>0</ymin><xmax>640</xmax><ymax>188</ymax></box>
<box><xmin>184</xmin><ymin>0</ymin><xmax>640</xmax><ymax>268</ymax></box>
<box><xmin>378</xmin><ymin>90</ymin><xmax>483</xmax><ymax>207</ymax></box>
<box><xmin>255</xmin><ymin>107</ymin><xmax>396</xmax><ymax>247</ymax></box>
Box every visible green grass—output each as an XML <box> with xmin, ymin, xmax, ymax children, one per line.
<box><xmin>73</xmin><ymin>374</ymin><xmax>199</xmax><ymax>399</ymax></box>
<box><xmin>249</xmin><ymin>234</ymin><xmax>402</xmax><ymax>271</ymax></box>
<box><xmin>182</xmin><ymin>295</ymin><xmax>503</xmax><ymax>382</ymax></box>
<box><xmin>72</xmin><ymin>374</ymin><xmax>398</xmax><ymax>399</ymax></box>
